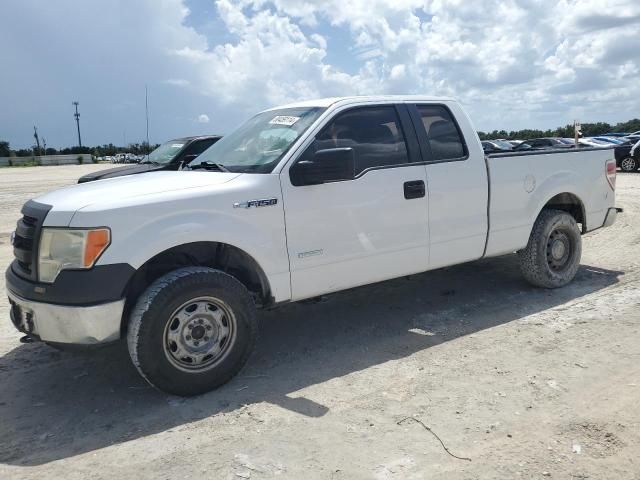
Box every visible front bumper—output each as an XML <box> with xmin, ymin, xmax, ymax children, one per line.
<box><xmin>5</xmin><ymin>260</ymin><xmax>134</xmax><ymax>345</ymax></box>
<box><xmin>8</xmin><ymin>289</ymin><xmax>124</xmax><ymax>344</ymax></box>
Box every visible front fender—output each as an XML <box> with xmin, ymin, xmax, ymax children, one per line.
<box><xmin>108</xmin><ymin>210</ymin><xmax>284</xmax><ymax>270</ymax></box>
<box><xmin>70</xmin><ymin>175</ymin><xmax>292</xmax><ymax>301</ymax></box>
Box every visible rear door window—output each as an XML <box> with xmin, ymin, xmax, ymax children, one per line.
<box><xmin>416</xmin><ymin>105</ymin><xmax>466</xmax><ymax>161</ymax></box>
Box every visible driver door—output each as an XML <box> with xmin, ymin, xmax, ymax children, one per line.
<box><xmin>280</xmin><ymin>104</ymin><xmax>430</xmax><ymax>301</ymax></box>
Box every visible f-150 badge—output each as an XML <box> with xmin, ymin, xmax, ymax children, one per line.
<box><xmin>233</xmin><ymin>198</ymin><xmax>278</xmax><ymax>209</ymax></box>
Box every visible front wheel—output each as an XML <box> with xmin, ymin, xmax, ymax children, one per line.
<box><xmin>518</xmin><ymin>209</ymin><xmax>582</xmax><ymax>288</ymax></box>
<box><xmin>127</xmin><ymin>267</ymin><xmax>257</xmax><ymax>396</ymax></box>
<box><xmin>620</xmin><ymin>156</ymin><xmax>638</xmax><ymax>172</ymax></box>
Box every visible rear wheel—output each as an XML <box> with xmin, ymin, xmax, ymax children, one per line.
<box><xmin>127</xmin><ymin>267</ymin><xmax>257</xmax><ymax>396</ymax></box>
<box><xmin>518</xmin><ymin>209</ymin><xmax>582</xmax><ymax>288</ymax></box>
<box><xmin>620</xmin><ymin>156</ymin><xmax>638</xmax><ymax>172</ymax></box>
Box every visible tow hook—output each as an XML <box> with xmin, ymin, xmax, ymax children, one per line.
<box><xmin>19</xmin><ymin>334</ymin><xmax>36</xmax><ymax>344</ymax></box>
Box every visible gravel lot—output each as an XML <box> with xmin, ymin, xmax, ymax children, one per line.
<box><xmin>0</xmin><ymin>164</ymin><xmax>639</xmax><ymax>479</ymax></box>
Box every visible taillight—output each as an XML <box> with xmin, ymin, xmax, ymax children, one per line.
<box><xmin>606</xmin><ymin>159</ymin><xmax>616</xmax><ymax>190</ymax></box>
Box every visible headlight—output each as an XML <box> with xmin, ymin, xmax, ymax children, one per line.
<box><xmin>38</xmin><ymin>228</ymin><xmax>111</xmax><ymax>283</ymax></box>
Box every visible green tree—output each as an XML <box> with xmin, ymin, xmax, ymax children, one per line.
<box><xmin>0</xmin><ymin>140</ymin><xmax>11</xmax><ymax>157</ymax></box>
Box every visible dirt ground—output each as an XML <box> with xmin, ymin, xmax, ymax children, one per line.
<box><xmin>0</xmin><ymin>164</ymin><xmax>638</xmax><ymax>480</ymax></box>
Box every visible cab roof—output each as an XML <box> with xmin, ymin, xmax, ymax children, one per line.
<box><xmin>266</xmin><ymin>95</ymin><xmax>456</xmax><ymax>111</ymax></box>
<box><xmin>170</xmin><ymin>135</ymin><xmax>223</xmax><ymax>143</ymax></box>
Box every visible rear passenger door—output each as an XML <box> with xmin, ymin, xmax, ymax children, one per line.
<box><xmin>408</xmin><ymin>104</ymin><xmax>489</xmax><ymax>269</ymax></box>
<box><xmin>280</xmin><ymin>104</ymin><xmax>430</xmax><ymax>301</ymax></box>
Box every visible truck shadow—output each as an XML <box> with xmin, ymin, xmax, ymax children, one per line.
<box><xmin>0</xmin><ymin>255</ymin><xmax>622</xmax><ymax>466</ymax></box>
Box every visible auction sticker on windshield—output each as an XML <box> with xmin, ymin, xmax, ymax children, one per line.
<box><xmin>269</xmin><ymin>116</ymin><xmax>300</xmax><ymax>126</ymax></box>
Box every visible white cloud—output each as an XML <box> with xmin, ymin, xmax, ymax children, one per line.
<box><xmin>197</xmin><ymin>114</ymin><xmax>210</xmax><ymax>123</ymax></box>
<box><xmin>390</xmin><ymin>64</ymin><xmax>406</xmax><ymax>80</ymax></box>
<box><xmin>231</xmin><ymin>0</ymin><xmax>640</xmax><ymax>129</ymax></box>
<box><xmin>164</xmin><ymin>79</ymin><xmax>191</xmax><ymax>87</ymax></box>
<box><xmin>1</xmin><ymin>0</ymin><xmax>639</xmax><ymax>147</ymax></box>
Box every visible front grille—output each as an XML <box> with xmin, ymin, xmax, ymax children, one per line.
<box><xmin>12</xmin><ymin>200</ymin><xmax>52</xmax><ymax>281</ymax></box>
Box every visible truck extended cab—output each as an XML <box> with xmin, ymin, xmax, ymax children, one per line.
<box><xmin>6</xmin><ymin>96</ymin><xmax>619</xmax><ymax>396</ymax></box>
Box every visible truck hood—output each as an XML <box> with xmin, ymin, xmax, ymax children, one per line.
<box><xmin>36</xmin><ymin>171</ymin><xmax>241</xmax><ymax>225</ymax></box>
<box><xmin>77</xmin><ymin>163</ymin><xmax>163</xmax><ymax>183</ymax></box>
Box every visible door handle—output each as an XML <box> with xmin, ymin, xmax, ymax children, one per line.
<box><xmin>404</xmin><ymin>180</ymin><xmax>425</xmax><ymax>199</ymax></box>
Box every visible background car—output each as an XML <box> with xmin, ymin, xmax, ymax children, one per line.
<box><xmin>125</xmin><ymin>153</ymin><xmax>139</xmax><ymax>163</ymax></box>
<box><xmin>481</xmin><ymin>139</ymin><xmax>513</xmax><ymax>153</ymax></box>
<box><xmin>513</xmin><ymin>137</ymin><xmax>575</xmax><ymax>151</ymax></box>
<box><xmin>603</xmin><ymin>132</ymin><xmax>630</xmax><ymax>137</ymax></box>
<box><xmin>591</xmin><ymin>136</ymin><xmax>625</xmax><ymax>145</ymax></box>
<box><xmin>614</xmin><ymin>139</ymin><xmax>640</xmax><ymax>172</ymax></box>
<box><xmin>578</xmin><ymin>138</ymin><xmax>611</xmax><ymax>148</ymax></box>
<box><xmin>78</xmin><ymin>135</ymin><xmax>222</xmax><ymax>183</ymax></box>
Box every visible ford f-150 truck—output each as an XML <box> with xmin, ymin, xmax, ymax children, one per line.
<box><xmin>6</xmin><ymin>96</ymin><xmax>619</xmax><ymax>396</ymax></box>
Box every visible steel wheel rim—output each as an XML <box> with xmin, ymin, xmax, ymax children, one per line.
<box><xmin>621</xmin><ymin>157</ymin><xmax>635</xmax><ymax>171</ymax></box>
<box><xmin>546</xmin><ymin>228</ymin><xmax>572</xmax><ymax>272</ymax></box>
<box><xmin>163</xmin><ymin>296</ymin><xmax>236</xmax><ymax>372</ymax></box>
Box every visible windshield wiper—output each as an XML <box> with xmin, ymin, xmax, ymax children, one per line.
<box><xmin>140</xmin><ymin>160</ymin><xmax>160</xmax><ymax>165</ymax></box>
<box><xmin>189</xmin><ymin>161</ymin><xmax>229</xmax><ymax>172</ymax></box>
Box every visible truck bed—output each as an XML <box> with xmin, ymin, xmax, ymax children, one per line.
<box><xmin>484</xmin><ymin>147</ymin><xmax>616</xmax><ymax>257</ymax></box>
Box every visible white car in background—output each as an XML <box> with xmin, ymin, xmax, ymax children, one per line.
<box><xmin>591</xmin><ymin>136</ymin><xmax>625</xmax><ymax>145</ymax></box>
<box><xmin>579</xmin><ymin>138</ymin><xmax>611</xmax><ymax>148</ymax></box>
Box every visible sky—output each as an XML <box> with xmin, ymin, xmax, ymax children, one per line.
<box><xmin>1</xmin><ymin>0</ymin><xmax>639</xmax><ymax>149</ymax></box>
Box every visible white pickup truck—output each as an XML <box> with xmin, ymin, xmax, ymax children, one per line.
<box><xmin>6</xmin><ymin>96</ymin><xmax>619</xmax><ymax>395</ymax></box>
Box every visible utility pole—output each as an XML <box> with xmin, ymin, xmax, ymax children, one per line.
<box><xmin>145</xmin><ymin>85</ymin><xmax>150</xmax><ymax>155</ymax></box>
<box><xmin>33</xmin><ymin>126</ymin><xmax>41</xmax><ymax>155</ymax></box>
<box><xmin>73</xmin><ymin>101</ymin><xmax>82</xmax><ymax>148</ymax></box>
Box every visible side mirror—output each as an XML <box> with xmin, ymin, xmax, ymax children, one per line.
<box><xmin>290</xmin><ymin>148</ymin><xmax>355</xmax><ymax>186</ymax></box>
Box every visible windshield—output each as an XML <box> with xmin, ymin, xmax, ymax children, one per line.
<box><xmin>147</xmin><ymin>140</ymin><xmax>186</xmax><ymax>164</ymax></box>
<box><xmin>191</xmin><ymin>107</ymin><xmax>325</xmax><ymax>173</ymax></box>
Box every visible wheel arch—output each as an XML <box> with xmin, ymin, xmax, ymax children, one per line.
<box><xmin>120</xmin><ymin>241</ymin><xmax>272</xmax><ymax>335</ymax></box>
<box><xmin>538</xmin><ymin>192</ymin><xmax>586</xmax><ymax>233</ymax></box>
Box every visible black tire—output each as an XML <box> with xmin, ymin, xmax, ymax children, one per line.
<box><xmin>127</xmin><ymin>267</ymin><xmax>257</xmax><ymax>396</ymax></box>
<box><xmin>518</xmin><ymin>209</ymin><xmax>582</xmax><ymax>288</ymax></box>
<box><xmin>620</xmin><ymin>156</ymin><xmax>638</xmax><ymax>172</ymax></box>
